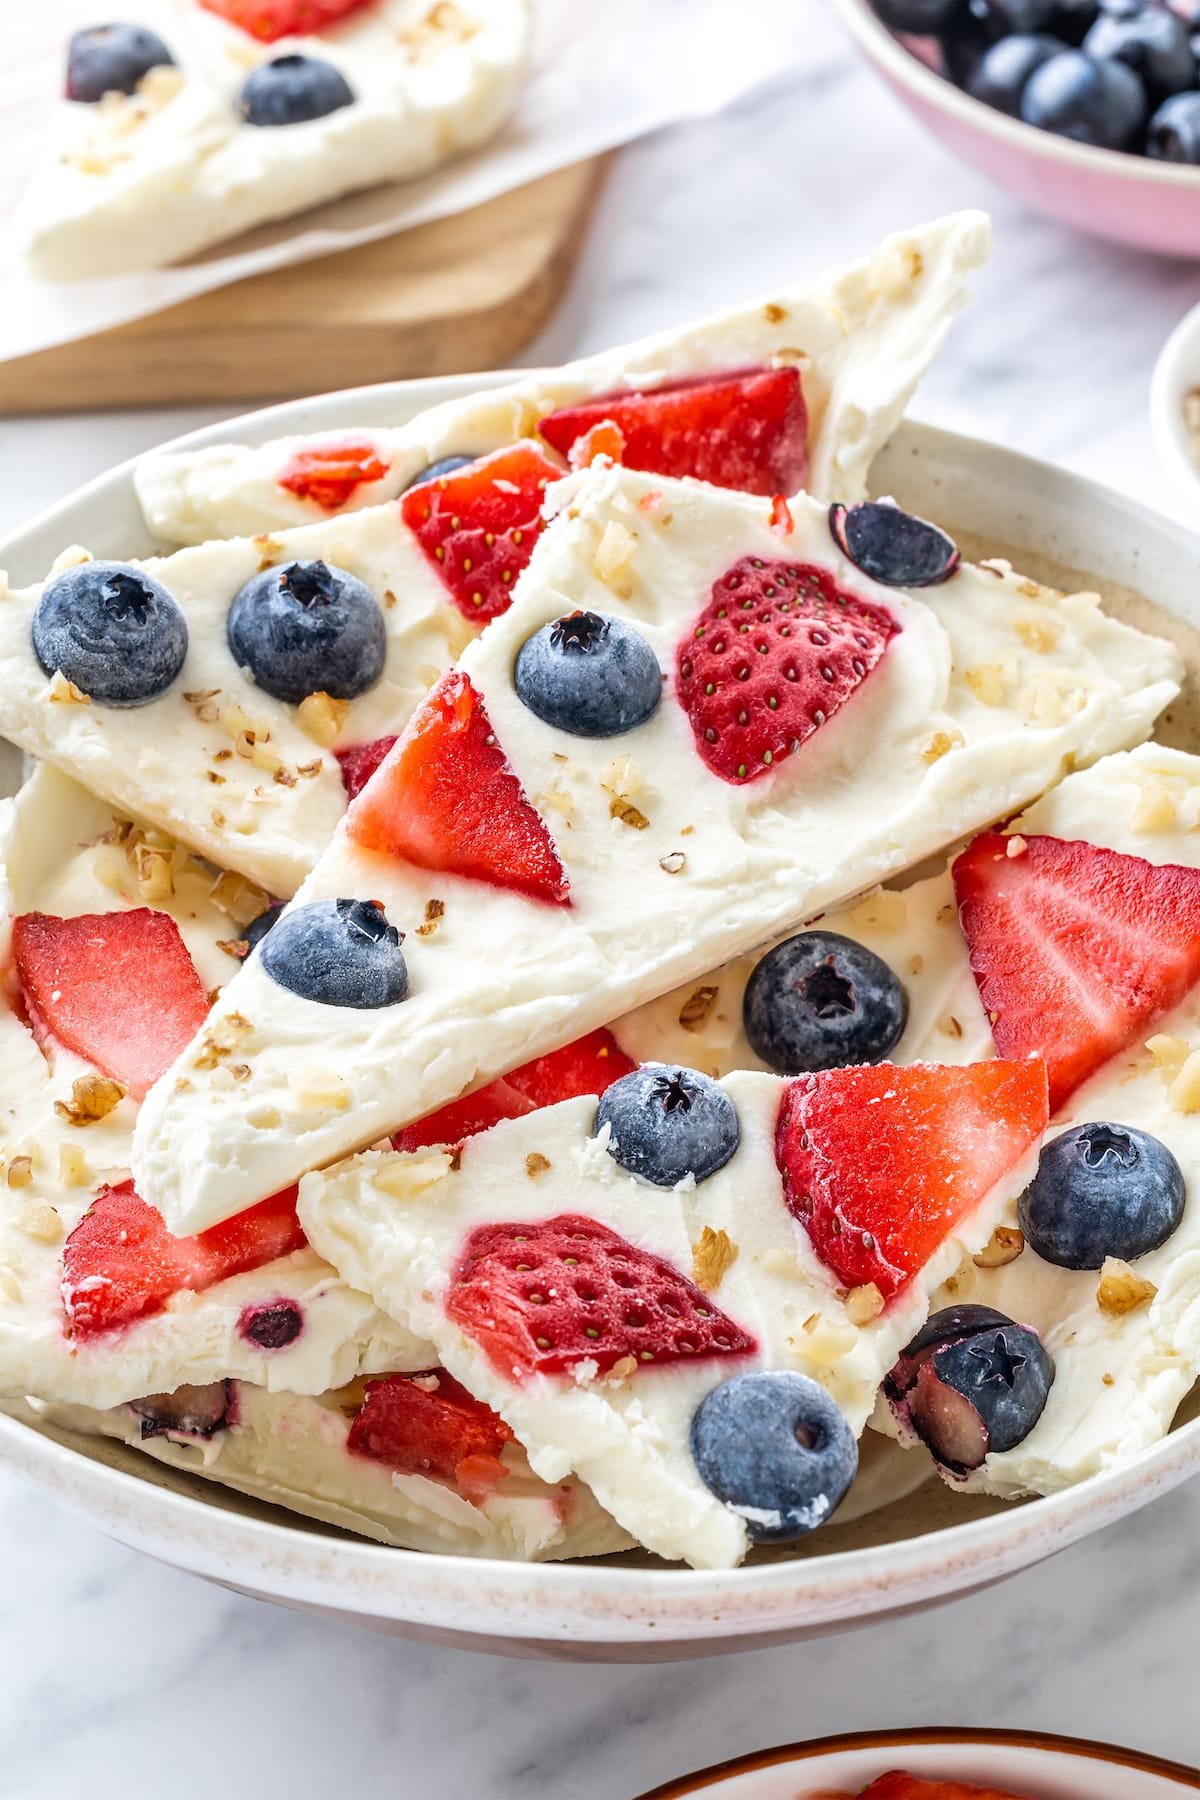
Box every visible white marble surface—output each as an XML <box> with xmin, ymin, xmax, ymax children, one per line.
<box><xmin>2</xmin><ymin>7</ymin><xmax>1200</xmax><ymax>1796</ymax></box>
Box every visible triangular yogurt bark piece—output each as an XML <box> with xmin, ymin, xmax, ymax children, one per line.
<box><xmin>16</xmin><ymin>0</ymin><xmax>531</xmax><ymax>280</ymax></box>
<box><xmin>0</xmin><ymin>761</ymin><xmax>427</xmax><ymax>1410</ymax></box>
<box><xmin>298</xmin><ymin>1059</ymin><xmax>1049</xmax><ymax>1568</ymax></box>
<box><xmin>654</xmin><ymin>743</ymin><xmax>1200</xmax><ymax>1500</ymax></box>
<box><xmin>133</xmin><ymin>462</ymin><xmax>1180</xmax><ymax>1236</ymax></box>
<box><xmin>135</xmin><ymin>212</ymin><xmax>992</xmax><ymax>543</ymax></box>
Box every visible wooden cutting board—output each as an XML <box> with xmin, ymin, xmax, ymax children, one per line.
<box><xmin>0</xmin><ymin>157</ymin><xmax>602</xmax><ymax>415</ymax></box>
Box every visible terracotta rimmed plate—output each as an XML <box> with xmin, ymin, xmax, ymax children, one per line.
<box><xmin>1</xmin><ymin>377</ymin><xmax>1200</xmax><ymax>1658</ymax></box>
<box><xmin>635</xmin><ymin>1726</ymin><xmax>1200</xmax><ymax>1798</ymax></box>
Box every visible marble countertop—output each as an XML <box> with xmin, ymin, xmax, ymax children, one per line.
<box><xmin>2</xmin><ymin>7</ymin><xmax>1199</xmax><ymax>1796</ymax></box>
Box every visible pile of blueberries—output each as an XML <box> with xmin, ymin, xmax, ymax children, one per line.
<box><xmin>875</xmin><ymin>0</ymin><xmax>1200</xmax><ymax>159</ymax></box>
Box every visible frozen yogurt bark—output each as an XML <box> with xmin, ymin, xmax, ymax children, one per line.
<box><xmin>0</xmin><ymin>762</ymin><xmax>425</xmax><ymax>1410</ymax></box>
<box><xmin>133</xmin><ymin>462</ymin><xmax>1180</xmax><ymax>1234</ymax></box>
<box><xmin>135</xmin><ymin>211</ymin><xmax>992</xmax><ymax>543</ymax></box>
<box><xmin>16</xmin><ymin>0</ymin><xmax>530</xmax><ymax>279</ymax></box>
<box><xmin>299</xmin><ymin>1060</ymin><xmax>1049</xmax><ymax>1567</ymax></box>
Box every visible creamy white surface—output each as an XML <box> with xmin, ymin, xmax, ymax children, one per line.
<box><xmin>0</xmin><ymin>762</ymin><xmax>427</xmax><ymax>1408</ymax></box>
<box><xmin>134</xmin><ymin>462</ymin><xmax>1180</xmax><ymax>1235</ymax></box>
<box><xmin>134</xmin><ymin>210</ymin><xmax>992</xmax><ymax>542</ymax></box>
<box><xmin>0</xmin><ymin>507</ymin><xmax>473</xmax><ymax>895</ymax></box>
<box><xmin>16</xmin><ymin>0</ymin><xmax>531</xmax><ymax>279</ymax></box>
<box><xmin>299</xmin><ymin>1071</ymin><xmax>1032</xmax><ymax>1568</ymax></box>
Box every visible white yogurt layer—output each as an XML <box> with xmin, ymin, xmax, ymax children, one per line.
<box><xmin>0</xmin><ymin>762</ymin><xmax>427</xmax><ymax>1410</ymax></box>
<box><xmin>32</xmin><ymin>1383</ymin><xmax>630</xmax><ymax>1563</ymax></box>
<box><xmin>297</xmin><ymin>1070</ymin><xmax>1037</xmax><ymax>1568</ymax></box>
<box><xmin>135</xmin><ymin>211</ymin><xmax>992</xmax><ymax>543</ymax></box>
<box><xmin>133</xmin><ymin>462</ymin><xmax>1180</xmax><ymax>1235</ymax></box>
<box><xmin>16</xmin><ymin>0</ymin><xmax>530</xmax><ymax>279</ymax></box>
<box><xmin>0</xmin><ymin>508</ymin><xmax>474</xmax><ymax>895</ymax></box>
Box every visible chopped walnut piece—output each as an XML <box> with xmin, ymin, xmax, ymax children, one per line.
<box><xmin>678</xmin><ymin>985</ymin><xmax>718</xmax><ymax>1032</ymax></box>
<box><xmin>792</xmin><ymin>1312</ymin><xmax>858</xmax><ymax>1362</ymax></box>
<box><xmin>600</xmin><ymin>753</ymin><xmax>642</xmax><ymax>799</ymax></box>
<box><xmin>133</xmin><ymin>842</ymin><xmax>174</xmax><ymax>903</ymax></box>
<box><xmin>965</xmin><ymin>663</ymin><xmax>1010</xmax><ymax>706</ymax></box>
<box><xmin>55</xmin><ymin>1075</ymin><xmax>127</xmax><ymax>1127</ymax></box>
<box><xmin>416</xmin><ymin>898</ymin><xmax>446</xmax><ymax>939</ymax></box>
<box><xmin>525</xmin><ymin>1152</ymin><xmax>551</xmax><ymax>1179</ymax></box>
<box><xmin>763</xmin><ymin>301</ymin><xmax>787</xmax><ymax>323</ymax></box>
<box><xmin>6</xmin><ymin>1157</ymin><xmax>33</xmax><ymax>1189</ymax></box>
<box><xmin>246</xmin><ymin>1105</ymin><xmax>281</xmax><ymax>1130</ymax></box>
<box><xmin>209</xmin><ymin>870</ymin><xmax>272</xmax><ymax>927</ymax></box>
<box><xmin>936</xmin><ymin>902</ymin><xmax>957</xmax><ymax>924</ymax></box>
<box><xmin>59</xmin><ymin>1143</ymin><xmax>93</xmax><ymax>1187</ymax></box>
<box><xmin>18</xmin><ymin>1199</ymin><xmax>62</xmax><ymax>1243</ymax></box>
<box><xmin>1097</xmin><ymin>1257</ymin><xmax>1157</xmax><ymax>1316</ymax></box>
<box><xmin>297</xmin><ymin>691</ymin><xmax>350</xmax><ymax>747</ymax></box>
<box><xmin>973</xmin><ymin>1226</ymin><xmax>1025</xmax><ymax>1268</ymax></box>
<box><xmin>287</xmin><ymin>1066</ymin><xmax>350</xmax><ymax>1111</ymax></box>
<box><xmin>606</xmin><ymin>1354</ymin><xmax>638</xmax><ymax>1382</ymax></box>
<box><xmin>1132</xmin><ymin>785</ymin><xmax>1179</xmax><ymax>834</ymax></box>
<box><xmin>1006</xmin><ymin>835</ymin><xmax>1028</xmax><ymax>859</ymax></box>
<box><xmin>592</xmin><ymin>521</ymin><xmax>638</xmax><ymax>593</ymax></box>
<box><xmin>48</xmin><ymin>673</ymin><xmax>91</xmax><ymax>705</ymax></box>
<box><xmin>1147</xmin><ymin>1033</ymin><xmax>1190</xmax><ymax>1080</ymax></box>
<box><xmin>691</xmin><ymin>1225</ymin><xmax>738</xmax><ymax>1291</ymax></box>
<box><xmin>844</xmin><ymin>1282</ymin><xmax>885</xmax><ymax>1325</ymax></box>
<box><xmin>376</xmin><ymin>1152</ymin><xmax>454</xmax><ymax>1200</ymax></box>
<box><xmin>1013</xmin><ymin>612</ymin><xmax>1061</xmax><ymax>653</ymax></box>
<box><xmin>610</xmin><ymin>796</ymin><xmax>649</xmax><ymax>830</ymax></box>
<box><xmin>1167</xmin><ymin>1048</ymin><xmax>1200</xmax><ymax>1113</ymax></box>
<box><xmin>921</xmin><ymin>729</ymin><xmax>962</xmax><ymax>762</ymax></box>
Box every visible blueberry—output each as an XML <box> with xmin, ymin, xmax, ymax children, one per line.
<box><xmin>238</xmin><ymin>1299</ymin><xmax>303</xmax><ymax>1349</ymax></box>
<box><xmin>1085</xmin><ymin>6</ymin><xmax>1195</xmax><ymax>100</ymax></box>
<box><xmin>885</xmin><ymin>1306</ymin><xmax>1054</xmax><ymax>1474</ymax></box>
<box><xmin>131</xmin><ymin>1381</ymin><xmax>233</xmax><ymax>1442</ymax></box>
<box><xmin>742</xmin><ymin>931</ymin><xmax>907</xmax><ymax>1075</ymax></box>
<box><xmin>690</xmin><ymin>1371</ymin><xmax>858</xmax><ymax>1541</ymax></box>
<box><xmin>829</xmin><ymin>501</ymin><xmax>960</xmax><ymax>588</ymax></box>
<box><xmin>595</xmin><ymin>1065</ymin><xmax>739</xmax><ymax>1187</ymax></box>
<box><xmin>1148</xmin><ymin>87</ymin><xmax>1200</xmax><ymax>155</ymax></box>
<box><xmin>66</xmin><ymin>24</ymin><xmax>175</xmax><ymax>102</ymax></box>
<box><xmin>971</xmin><ymin>0</ymin><xmax>1099</xmax><ymax>42</ymax></box>
<box><xmin>260</xmin><ymin>898</ymin><xmax>408</xmax><ymax>1008</ymax></box>
<box><xmin>969</xmin><ymin>32</ymin><xmax>1069</xmax><ymax>110</ymax></box>
<box><xmin>514</xmin><ymin>611</ymin><xmax>662</xmax><ymax>738</ymax></box>
<box><xmin>32</xmin><ymin>561</ymin><xmax>187</xmax><ymax>708</ymax></box>
<box><xmin>940</xmin><ymin>8</ymin><xmax>1003</xmax><ymax>83</ymax></box>
<box><xmin>1018</xmin><ymin>1121</ymin><xmax>1186</xmax><ymax>1269</ymax></box>
<box><xmin>239</xmin><ymin>54</ymin><xmax>354</xmax><ymax>127</ymax></box>
<box><xmin>227</xmin><ymin>559</ymin><xmax>385</xmax><ymax>705</ymax></box>
<box><xmin>874</xmin><ymin>0</ymin><xmax>971</xmax><ymax>28</ymax></box>
<box><xmin>240</xmin><ymin>901</ymin><xmax>286</xmax><ymax>958</ymax></box>
<box><xmin>401</xmin><ymin>454</ymin><xmax>475</xmax><ymax>492</ymax></box>
<box><xmin>1020</xmin><ymin>49</ymin><xmax>1148</xmax><ymax>146</ymax></box>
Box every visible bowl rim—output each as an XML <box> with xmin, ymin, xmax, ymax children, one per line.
<box><xmin>830</xmin><ymin>0</ymin><xmax>1200</xmax><ymax>190</ymax></box>
<box><xmin>3</xmin><ymin>380</ymin><xmax>1200</xmax><ymax>1645</ymax></box>
<box><xmin>633</xmin><ymin>1726</ymin><xmax>1200</xmax><ymax>1798</ymax></box>
<box><xmin>1150</xmin><ymin>299</ymin><xmax>1200</xmax><ymax>505</ymax></box>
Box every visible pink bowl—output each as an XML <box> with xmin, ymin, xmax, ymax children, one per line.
<box><xmin>833</xmin><ymin>0</ymin><xmax>1200</xmax><ymax>257</ymax></box>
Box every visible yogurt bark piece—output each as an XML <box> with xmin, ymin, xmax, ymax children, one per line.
<box><xmin>31</xmin><ymin>1372</ymin><xmax>629</xmax><ymax>1563</ymax></box>
<box><xmin>0</xmin><ymin>762</ymin><xmax>425</xmax><ymax>1409</ymax></box>
<box><xmin>682</xmin><ymin>743</ymin><xmax>1200</xmax><ymax>1500</ymax></box>
<box><xmin>16</xmin><ymin>0</ymin><xmax>530</xmax><ymax>280</ymax></box>
<box><xmin>135</xmin><ymin>211</ymin><xmax>992</xmax><ymax>543</ymax></box>
<box><xmin>0</xmin><ymin>505</ymin><xmax>475</xmax><ymax>895</ymax></box>
<box><xmin>133</xmin><ymin>463</ymin><xmax>1180</xmax><ymax>1234</ymax></box>
<box><xmin>298</xmin><ymin>1061</ymin><xmax>1048</xmax><ymax>1568</ymax></box>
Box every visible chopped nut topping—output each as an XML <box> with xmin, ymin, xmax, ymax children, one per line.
<box><xmin>17</xmin><ymin>1199</ymin><xmax>62</xmax><ymax>1243</ymax></box>
<box><xmin>851</xmin><ymin>889</ymin><xmax>906</xmax><ymax>932</ymax></box>
<box><xmin>600</xmin><ymin>753</ymin><xmax>642</xmax><ymax>799</ymax></box>
<box><xmin>1167</xmin><ymin>1048</ymin><xmax>1200</xmax><ymax>1113</ymax></box>
<box><xmin>973</xmin><ymin>1226</ymin><xmax>1025</xmax><ymax>1268</ymax></box>
<box><xmin>297</xmin><ymin>691</ymin><xmax>351</xmax><ymax>747</ymax></box>
<box><xmin>287</xmin><ymin>1065</ymin><xmax>350</xmax><ymax>1111</ymax></box>
<box><xmin>678</xmin><ymin>985</ymin><xmax>718</xmax><ymax>1032</ymax></box>
<box><xmin>55</xmin><ymin>1075</ymin><xmax>127</xmax><ymax>1127</ymax></box>
<box><xmin>592</xmin><ymin>520</ymin><xmax>638</xmax><ymax>593</ymax></box>
<box><xmin>58</xmin><ymin>1145</ymin><xmax>94</xmax><ymax>1188</ymax></box>
<box><xmin>376</xmin><ymin>1152</ymin><xmax>454</xmax><ymax>1199</ymax></box>
<box><xmin>763</xmin><ymin>302</ymin><xmax>787</xmax><ymax>323</ymax></box>
<box><xmin>936</xmin><ymin>902</ymin><xmax>957</xmax><ymax>925</ymax></box>
<box><xmin>921</xmin><ymin>729</ymin><xmax>962</xmax><ymax>762</ymax></box>
<box><xmin>965</xmin><ymin>663</ymin><xmax>1010</xmax><ymax>706</ymax></box>
<box><xmin>1014</xmin><ymin>611</ymin><xmax>1061</xmax><ymax>652</ymax></box>
<box><xmin>6</xmin><ymin>1157</ymin><xmax>33</xmax><ymax>1189</ymax></box>
<box><xmin>610</xmin><ymin>796</ymin><xmax>649</xmax><ymax>830</ymax></box>
<box><xmin>844</xmin><ymin>1282</ymin><xmax>885</xmax><ymax>1325</ymax></box>
<box><xmin>209</xmin><ymin>869</ymin><xmax>271</xmax><ymax>927</ymax></box>
<box><xmin>48</xmin><ymin>672</ymin><xmax>90</xmax><ymax>705</ymax></box>
<box><xmin>416</xmin><ymin>898</ymin><xmax>446</xmax><ymax>939</ymax></box>
<box><xmin>938</xmin><ymin>1014</ymin><xmax>964</xmax><ymax>1039</ymax></box>
<box><xmin>1132</xmin><ymin>785</ymin><xmax>1179</xmax><ymax>834</ymax></box>
<box><xmin>1097</xmin><ymin>1257</ymin><xmax>1157</xmax><ymax>1316</ymax></box>
<box><xmin>134</xmin><ymin>842</ymin><xmax>174</xmax><ymax>903</ymax></box>
<box><xmin>1147</xmin><ymin>1033</ymin><xmax>1190</xmax><ymax>1080</ymax></box>
<box><xmin>246</xmin><ymin>1105</ymin><xmax>281</xmax><ymax>1130</ymax></box>
<box><xmin>607</xmin><ymin>1354</ymin><xmax>638</xmax><ymax>1382</ymax></box>
<box><xmin>525</xmin><ymin>1152</ymin><xmax>551</xmax><ymax>1178</ymax></box>
<box><xmin>659</xmin><ymin>852</ymin><xmax>686</xmax><ymax>875</ymax></box>
<box><xmin>692</xmin><ymin>1225</ymin><xmax>738</xmax><ymax>1291</ymax></box>
<box><xmin>1006</xmin><ymin>835</ymin><xmax>1028</xmax><ymax>859</ymax></box>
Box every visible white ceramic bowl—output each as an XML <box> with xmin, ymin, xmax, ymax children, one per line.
<box><xmin>1151</xmin><ymin>300</ymin><xmax>1200</xmax><ymax>510</ymax></box>
<box><xmin>635</xmin><ymin>1728</ymin><xmax>1200</xmax><ymax>1798</ymax></box>
<box><xmin>2</xmin><ymin>377</ymin><xmax>1200</xmax><ymax>1658</ymax></box>
<box><xmin>832</xmin><ymin>0</ymin><xmax>1200</xmax><ymax>257</ymax></box>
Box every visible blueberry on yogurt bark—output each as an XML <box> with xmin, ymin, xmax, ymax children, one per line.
<box><xmin>32</xmin><ymin>562</ymin><xmax>187</xmax><ymax>707</ymax></box>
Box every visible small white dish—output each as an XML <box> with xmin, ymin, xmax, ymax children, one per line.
<box><xmin>2</xmin><ymin>378</ymin><xmax>1200</xmax><ymax>1657</ymax></box>
<box><xmin>635</xmin><ymin>1727</ymin><xmax>1200</xmax><ymax>1798</ymax></box>
<box><xmin>1151</xmin><ymin>302</ymin><xmax>1200</xmax><ymax>511</ymax></box>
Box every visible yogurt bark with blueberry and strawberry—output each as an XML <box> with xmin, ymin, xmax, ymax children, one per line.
<box><xmin>135</xmin><ymin>211</ymin><xmax>991</xmax><ymax>544</ymax></box>
<box><xmin>298</xmin><ymin>1053</ymin><xmax>1049</xmax><ymax>1568</ymax></box>
<box><xmin>16</xmin><ymin>1</ymin><xmax>530</xmax><ymax>280</ymax></box>
<box><xmin>0</xmin><ymin>760</ymin><xmax>428</xmax><ymax>1409</ymax></box>
<box><xmin>131</xmin><ymin>462</ymin><xmax>1180</xmax><ymax>1238</ymax></box>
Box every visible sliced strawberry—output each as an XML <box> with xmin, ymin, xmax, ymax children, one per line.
<box><xmin>953</xmin><ymin>830</ymin><xmax>1200</xmax><ymax>1112</ymax></box>
<box><xmin>775</xmin><ymin>1060</ymin><xmax>1048</xmax><ymax>1299</ymax></box>
<box><xmin>393</xmin><ymin>1028</ymin><xmax>636</xmax><ymax>1152</ymax></box>
<box><xmin>61</xmin><ymin>1180</ymin><xmax>305</xmax><ymax>1340</ymax></box>
<box><xmin>400</xmin><ymin>441</ymin><xmax>561</xmax><ymax>623</ymax></box>
<box><xmin>447</xmin><ymin>1213</ymin><xmax>756</xmax><ymax>1381</ymax></box>
<box><xmin>861</xmin><ymin>1777</ymin><xmax>1033</xmax><ymax>1800</ymax></box>
<box><xmin>538</xmin><ymin>366</ymin><xmax>809</xmax><ymax>497</ymax></box>
<box><xmin>675</xmin><ymin>556</ymin><xmax>899</xmax><ymax>785</ymax></box>
<box><xmin>278</xmin><ymin>437</ymin><xmax>389</xmax><ymax>511</ymax></box>
<box><xmin>12</xmin><ymin>910</ymin><xmax>210</xmax><ymax>1101</ymax></box>
<box><xmin>346</xmin><ymin>1370</ymin><xmax>514</xmax><ymax>1497</ymax></box>
<box><xmin>335</xmin><ymin>734</ymin><xmax>397</xmax><ymax>800</ymax></box>
<box><xmin>347</xmin><ymin>669</ymin><xmax>569</xmax><ymax>905</ymax></box>
<box><xmin>199</xmin><ymin>0</ymin><xmax>374</xmax><ymax>42</ymax></box>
